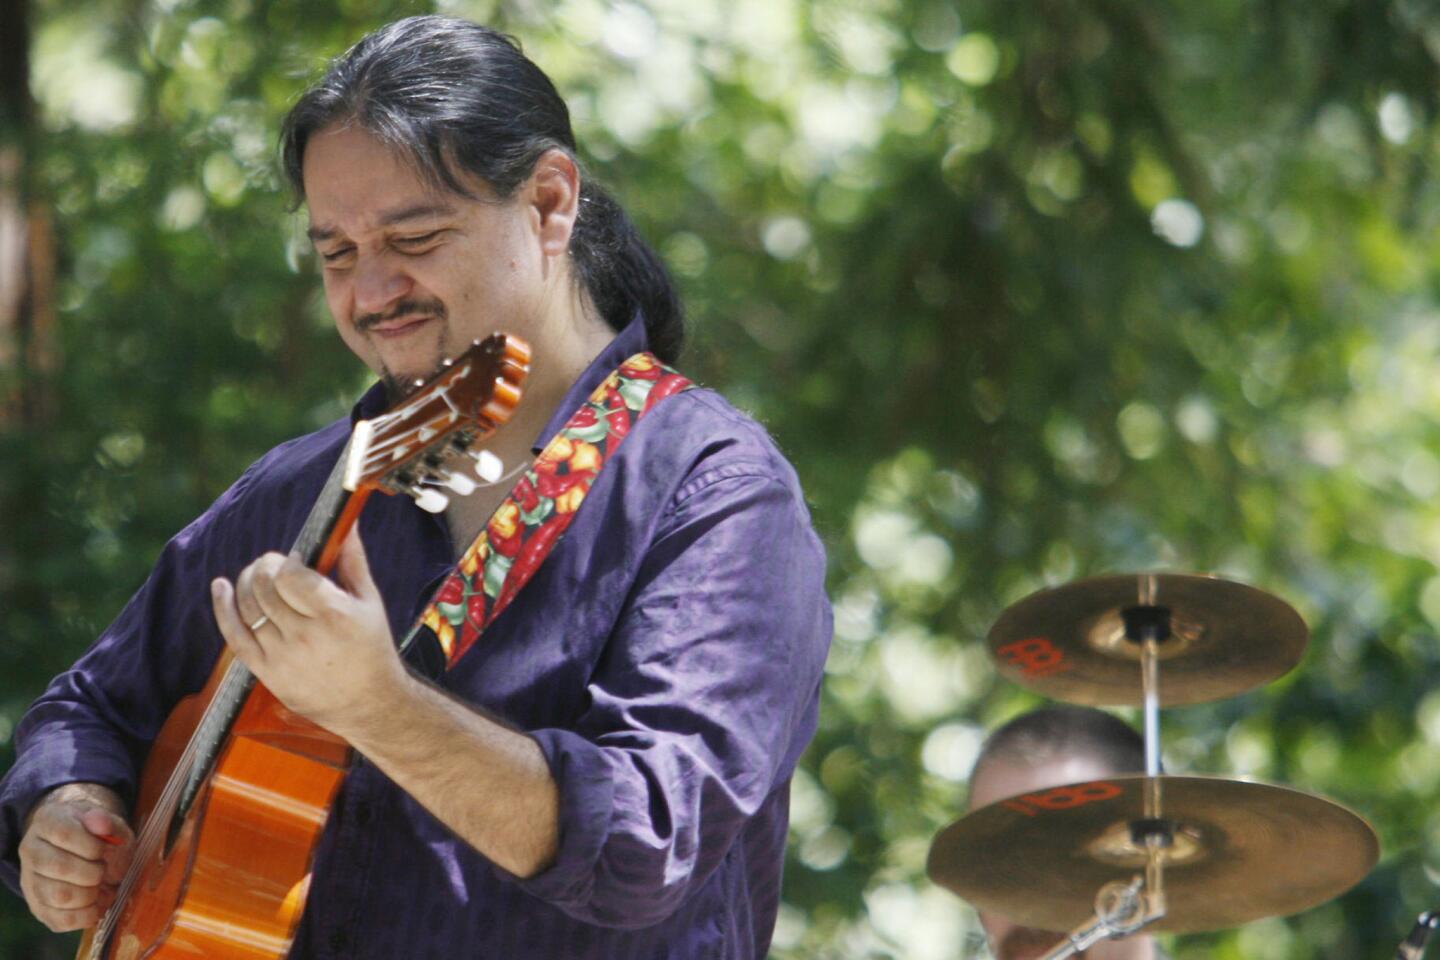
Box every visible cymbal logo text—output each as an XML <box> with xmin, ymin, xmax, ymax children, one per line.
<box><xmin>1001</xmin><ymin>781</ymin><xmax>1124</xmax><ymax>818</ymax></box>
<box><xmin>996</xmin><ymin>637</ymin><xmax>1071</xmax><ymax>679</ymax></box>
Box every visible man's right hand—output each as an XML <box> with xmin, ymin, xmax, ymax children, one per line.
<box><xmin>18</xmin><ymin>782</ymin><xmax>134</xmax><ymax>933</ymax></box>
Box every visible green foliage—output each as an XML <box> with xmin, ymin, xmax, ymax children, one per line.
<box><xmin>5</xmin><ymin>0</ymin><xmax>1440</xmax><ymax>955</ymax></box>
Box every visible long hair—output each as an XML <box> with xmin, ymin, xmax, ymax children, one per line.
<box><xmin>279</xmin><ymin>15</ymin><xmax>685</xmax><ymax>363</ymax></box>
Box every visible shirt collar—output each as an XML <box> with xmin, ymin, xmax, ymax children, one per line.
<box><xmin>347</xmin><ymin>313</ymin><xmax>652</xmax><ymax>456</ymax></box>
<box><xmin>352</xmin><ymin>380</ymin><xmax>390</xmax><ymax>423</ymax></box>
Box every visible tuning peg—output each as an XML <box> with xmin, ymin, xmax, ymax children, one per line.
<box><xmin>443</xmin><ymin>471</ymin><xmax>477</xmax><ymax>496</ymax></box>
<box><xmin>473</xmin><ymin>450</ymin><xmax>504</xmax><ymax>483</ymax></box>
<box><xmin>413</xmin><ymin>488</ymin><xmax>450</xmax><ymax>514</ymax></box>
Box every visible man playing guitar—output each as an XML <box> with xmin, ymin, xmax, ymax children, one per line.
<box><xmin>1</xmin><ymin>16</ymin><xmax>831</xmax><ymax>960</ymax></box>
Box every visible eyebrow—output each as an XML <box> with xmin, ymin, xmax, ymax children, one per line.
<box><xmin>306</xmin><ymin>202</ymin><xmax>458</xmax><ymax>242</ymax></box>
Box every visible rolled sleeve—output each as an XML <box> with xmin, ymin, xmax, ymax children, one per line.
<box><xmin>517</xmin><ymin>468</ymin><xmax>830</xmax><ymax>927</ymax></box>
<box><xmin>0</xmin><ymin>721</ymin><xmax>138</xmax><ymax>895</ymax></box>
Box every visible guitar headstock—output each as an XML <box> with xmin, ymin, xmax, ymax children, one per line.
<box><xmin>342</xmin><ymin>333</ymin><xmax>531</xmax><ymax>512</ymax></box>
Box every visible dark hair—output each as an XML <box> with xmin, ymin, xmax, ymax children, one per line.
<box><xmin>279</xmin><ymin>15</ymin><xmax>685</xmax><ymax>363</ymax></box>
<box><xmin>972</xmin><ymin>705</ymin><xmax>1145</xmax><ymax>780</ymax></box>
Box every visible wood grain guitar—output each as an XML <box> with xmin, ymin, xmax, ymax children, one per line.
<box><xmin>76</xmin><ymin>333</ymin><xmax>530</xmax><ymax>960</ymax></box>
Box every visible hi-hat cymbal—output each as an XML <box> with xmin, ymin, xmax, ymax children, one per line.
<box><xmin>987</xmin><ymin>573</ymin><xmax>1308</xmax><ymax>706</ymax></box>
<box><xmin>927</xmin><ymin>774</ymin><xmax>1377</xmax><ymax>934</ymax></box>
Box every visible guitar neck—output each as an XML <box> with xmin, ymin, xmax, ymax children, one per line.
<box><xmin>293</xmin><ymin>437</ymin><xmax>361</xmax><ymax>568</ymax></box>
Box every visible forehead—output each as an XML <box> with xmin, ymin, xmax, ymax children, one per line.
<box><xmin>301</xmin><ymin>124</ymin><xmax>482</xmax><ymax>236</ymax></box>
<box><xmin>967</xmin><ymin>753</ymin><xmax>1117</xmax><ymax>812</ymax></box>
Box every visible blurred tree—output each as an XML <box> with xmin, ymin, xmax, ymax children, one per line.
<box><xmin>0</xmin><ymin>1</ymin><xmax>66</xmax><ymax>954</ymax></box>
<box><xmin>6</xmin><ymin>0</ymin><xmax>1440</xmax><ymax>957</ymax></box>
<box><xmin>0</xmin><ymin>0</ymin><xmax>58</xmax><ymax>423</ymax></box>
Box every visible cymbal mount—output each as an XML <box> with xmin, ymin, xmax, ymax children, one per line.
<box><xmin>1037</xmin><ymin>874</ymin><xmax>1165</xmax><ymax>960</ymax></box>
<box><xmin>1120</xmin><ymin>604</ymin><xmax>1172</xmax><ymax>645</ymax></box>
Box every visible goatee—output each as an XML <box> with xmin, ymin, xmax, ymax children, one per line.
<box><xmin>358</xmin><ymin>297</ymin><xmax>450</xmax><ymax>402</ymax></box>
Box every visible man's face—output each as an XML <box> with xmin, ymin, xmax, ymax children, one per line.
<box><xmin>967</xmin><ymin>754</ymin><xmax>1153</xmax><ymax>960</ymax></box>
<box><xmin>301</xmin><ymin>124</ymin><xmax>550</xmax><ymax>394</ymax></box>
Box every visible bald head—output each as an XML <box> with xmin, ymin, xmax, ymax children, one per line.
<box><xmin>969</xmin><ymin>705</ymin><xmax>1144</xmax><ymax>810</ymax></box>
<box><xmin>965</xmin><ymin>707</ymin><xmax>1155</xmax><ymax>960</ymax></box>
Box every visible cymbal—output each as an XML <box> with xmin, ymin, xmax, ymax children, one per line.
<box><xmin>987</xmin><ymin>573</ymin><xmax>1308</xmax><ymax>706</ymax></box>
<box><xmin>927</xmin><ymin>774</ymin><xmax>1377</xmax><ymax>934</ymax></box>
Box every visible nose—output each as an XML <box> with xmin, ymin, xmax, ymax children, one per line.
<box><xmin>351</xmin><ymin>252</ymin><xmax>413</xmax><ymax>318</ymax></box>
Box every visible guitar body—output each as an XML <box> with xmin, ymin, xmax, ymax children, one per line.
<box><xmin>79</xmin><ymin>651</ymin><xmax>350</xmax><ymax>960</ymax></box>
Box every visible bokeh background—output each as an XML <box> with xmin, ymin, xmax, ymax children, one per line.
<box><xmin>5</xmin><ymin>0</ymin><xmax>1440</xmax><ymax>956</ymax></box>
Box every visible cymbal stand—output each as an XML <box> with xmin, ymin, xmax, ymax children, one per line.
<box><xmin>1036</xmin><ymin>875</ymin><xmax>1160</xmax><ymax>959</ymax></box>
<box><xmin>1039</xmin><ymin>598</ymin><xmax>1174</xmax><ymax>960</ymax></box>
<box><xmin>1397</xmin><ymin>909</ymin><xmax>1440</xmax><ymax>959</ymax></box>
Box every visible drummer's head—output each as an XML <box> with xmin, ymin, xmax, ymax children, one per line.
<box><xmin>968</xmin><ymin>705</ymin><xmax>1143</xmax><ymax>811</ymax></box>
<box><xmin>967</xmin><ymin>706</ymin><xmax>1155</xmax><ymax>960</ymax></box>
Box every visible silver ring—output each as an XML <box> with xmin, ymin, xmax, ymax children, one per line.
<box><xmin>248</xmin><ymin>614</ymin><xmax>270</xmax><ymax>633</ymax></box>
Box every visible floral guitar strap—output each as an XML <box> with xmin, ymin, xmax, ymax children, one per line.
<box><xmin>409</xmin><ymin>352</ymin><xmax>693</xmax><ymax>669</ymax></box>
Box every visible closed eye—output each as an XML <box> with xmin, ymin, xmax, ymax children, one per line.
<box><xmin>393</xmin><ymin>231</ymin><xmax>446</xmax><ymax>250</ymax></box>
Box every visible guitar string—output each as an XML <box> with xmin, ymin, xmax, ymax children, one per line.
<box><xmin>355</xmin><ymin>370</ymin><xmax>524</xmax><ymax>473</ymax></box>
<box><xmin>357</xmin><ymin>416</ymin><xmax>474</xmax><ymax>468</ymax></box>
<box><xmin>357</xmin><ymin>369</ymin><xmax>524</xmax><ymax>469</ymax></box>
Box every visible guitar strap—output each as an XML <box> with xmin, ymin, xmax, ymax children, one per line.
<box><xmin>408</xmin><ymin>352</ymin><xmax>694</xmax><ymax>670</ymax></box>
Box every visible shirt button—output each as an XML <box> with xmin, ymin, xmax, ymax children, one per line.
<box><xmin>355</xmin><ymin>801</ymin><xmax>373</xmax><ymax>826</ymax></box>
<box><xmin>329</xmin><ymin>930</ymin><xmax>349</xmax><ymax>953</ymax></box>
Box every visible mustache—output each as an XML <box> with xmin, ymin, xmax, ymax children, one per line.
<box><xmin>355</xmin><ymin>298</ymin><xmax>448</xmax><ymax>332</ymax></box>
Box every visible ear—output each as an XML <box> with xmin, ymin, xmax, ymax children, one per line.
<box><xmin>526</xmin><ymin>149</ymin><xmax>582</xmax><ymax>258</ymax></box>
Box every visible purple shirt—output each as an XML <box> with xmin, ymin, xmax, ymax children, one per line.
<box><xmin>0</xmin><ymin>318</ymin><xmax>832</xmax><ymax>959</ymax></box>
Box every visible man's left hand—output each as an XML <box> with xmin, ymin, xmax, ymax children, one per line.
<box><xmin>211</xmin><ymin>527</ymin><xmax>407</xmax><ymax>735</ymax></box>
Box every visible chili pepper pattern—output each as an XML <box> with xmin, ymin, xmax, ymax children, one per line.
<box><xmin>418</xmin><ymin>353</ymin><xmax>693</xmax><ymax>667</ymax></box>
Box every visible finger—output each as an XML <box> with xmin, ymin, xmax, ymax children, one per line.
<box><xmin>30</xmin><ymin>874</ymin><xmax>101</xmax><ymax>911</ymax></box>
<box><xmin>21</xmin><ymin>836</ymin><xmax>105</xmax><ymax>886</ymax></box>
<box><xmin>79</xmin><ymin>809</ymin><xmax>136</xmax><ymax>883</ymax></box>
<box><xmin>29</xmin><ymin>805</ymin><xmax>108</xmax><ymax>862</ymax></box>
<box><xmin>34</xmin><ymin>902</ymin><xmax>105</xmax><ymax>934</ymax></box>
<box><xmin>79</xmin><ymin>807</ymin><xmax>132</xmax><ymax>846</ymax></box>
<box><xmin>212</xmin><ymin>578</ymin><xmax>267</xmax><ymax>669</ymax></box>
<box><xmin>234</xmin><ymin>553</ymin><xmax>288</xmax><ymax>627</ymax></box>
<box><xmin>101</xmin><ymin>840</ymin><xmax>135</xmax><ymax>886</ymax></box>
<box><xmin>97</xmin><ymin>882</ymin><xmax>119</xmax><ymax>911</ymax></box>
<box><xmin>248</xmin><ymin>557</ymin><xmax>317</xmax><ymax>635</ymax></box>
<box><xmin>335</xmin><ymin>525</ymin><xmax>380</xmax><ymax>601</ymax></box>
<box><xmin>271</xmin><ymin>553</ymin><xmax>328</xmax><ymax>619</ymax></box>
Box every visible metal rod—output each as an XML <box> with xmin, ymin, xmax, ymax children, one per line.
<box><xmin>1137</xmin><ymin>586</ymin><xmax>1169</xmax><ymax>921</ymax></box>
<box><xmin>1142</xmin><ymin>635</ymin><xmax>1163</xmax><ymax>779</ymax></box>
<box><xmin>1145</xmin><ymin>823</ymin><xmax>1166</xmax><ymax>921</ymax></box>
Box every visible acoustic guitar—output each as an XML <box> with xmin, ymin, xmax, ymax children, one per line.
<box><xmin>76</xmin><ymin>333</ymin><xmax>531</xmax><ymax>960</ymax></box>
